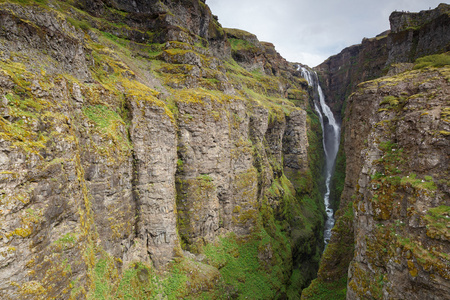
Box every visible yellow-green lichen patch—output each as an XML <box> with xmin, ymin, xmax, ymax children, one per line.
<box><xmin>170</xmin><ymin>88</ymin><xmax>224</xmax><ymax>106</ymax></box>
<box><xmin>395</xmin><ymin>234</ymin><xmax>449</xmax><ymax>280</ymax></box>
<box><xmin>407</xmin><ymin>259</ymin><xmax>419</xmax><ymax>277</ymax></box>
<box><xmin>438</xmin><ymin>66</ymin><xmax>450</xmax><ymax>82</ymax></box>
<box><xmin>5</xmin><ymin>202</ymin><xmax>42</xmax><ymax>238</ymax></box>
<box><xmin>0</xmin><ymin>63</ymin><xmax>52</xmax><ymax>154</ymax></box>
<box><xmin>441</xmin><ymin>107</ymin><xmax>450</xmax><ymax>121</ymax></box>
<box><xmin>423</xmin><ymin>205</ymin><xmax>450</xmax><ymax>240</ymax></box>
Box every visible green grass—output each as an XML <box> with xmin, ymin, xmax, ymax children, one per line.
<box><xmin>376</xmin><ymin>141</ymin><xmax>404</xmax><ymax>175</ymax></box>
<box><xmin>229</xmin><ymin>38</ymin><xmax>256</xmax><ymax>51</ymax></box>
<box><xmin>82</xmin><ymin>104</ymin><xmax>132</xmax><ymax>153</ymax></box>
<box><xmin>83</xmin><ymin>105</ymin><xmax>123</xmax><ymax>129</ymax></box>
<box><xmin>400</xmin><ymin>173</ymin><xmax>437</xmax><ymax>191</ymax></box>
<box><xmin>413</xmin><ymin>52</ymin><xmax>450</xmax><ymax>69</ymax></box>
<box><xmin>67</xmin><ymin>17</ymin><xmax>91</xmax><ymax>32</ymax></box>
<box><xmin>300</xmin><ymin>276</ymin><xmax>347</xmax><ymax>300</ymax></box>
<box><xmin>89</xmin><ymin>256</ymin><xmax>158</xmax><ymax>300</ymax></box>
<box><xmin>55</xmin><ymin>233</ymin><xmax>77</xmax><ymax>250</ymax></box>
<box><xmin>6</xmin><ymin>0</ymin><xmax>48</xmax><ymax>5</ymax></box>
<box><xmin>423</xmin><ymin>205</ymin><xmax>450</xmax><ymax>239</ymax></box>
<box><xmin>203</xmin><ymin>231</ymin><xmax>288</xmax><ymax>299</ymax></box>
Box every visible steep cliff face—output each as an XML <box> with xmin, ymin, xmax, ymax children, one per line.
<box><xmin>0</xmin><ymin>0</ymin><xmax>324</xmax><ymax>299</ymax></box>
<box><xmin>345</xmin><ymin>58</ymin><xmax>449</xmax><ymax>300</ymax></box>
<box><xmin>302</xmin><ymin>5</ymin><xmax>450</xmax><ymax>300</ymax></box>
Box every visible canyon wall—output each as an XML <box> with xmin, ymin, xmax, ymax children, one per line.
<box><xmin>345</xmin><ymin>55</ymin><xmax>449</xmax><ymax>300</ymax></box>
<box><xmin>303</xmin><ymin>4</ymin><xmax>450</xmax><ymax>299</ymax></box>
<box><xmin>0</xmin><ymin>0</ymin><xmax>324</xmax><ymax>299</ymax></box>
<box><xmin>1</xmin><ymin>1</ymin><xmax>448</xmax><ymax>299</ymax></box>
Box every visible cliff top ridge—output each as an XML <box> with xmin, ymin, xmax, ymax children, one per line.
<box><xmin>389</xmin><ymin>3</ymin><xmax>450</xmax><ymax>33</ymax></box>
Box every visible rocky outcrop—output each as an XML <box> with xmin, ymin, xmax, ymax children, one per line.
<box><xmin>225</xmin><ymin>28</ymin><xmax>298</xmax><ymax>78</ymax></box>
<box><xmin>386</xmin><ymin>3</ymin><xmax>450</xmax><ymax>66</ymax></box>
<box><xmin>75</xmin><ymin>0</ymin><xmax>228</xmax><ymax>56</ymax></box>
<box><xmin>315</xmin><ymin>37</ymin><xmax>389</xmax><ymax>118</ymax></box>
<box><xmin>128</xmin><ymin>97</ymin><xmax>179</xmax><ymax>268</ymax></box>
<box><xmin>175</xmin><ymin>96</ymin><xmax>258</xmax><ymax>251</ymax></box>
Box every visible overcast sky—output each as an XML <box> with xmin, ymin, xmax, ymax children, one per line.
<box><xmin>206</xmin><ymin>0</ymin><xmax>444</xmax><ymax>67</ymax></box>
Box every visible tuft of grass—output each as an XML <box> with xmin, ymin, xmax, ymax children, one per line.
<box><xmin>300</xmin><ymin>276</ymin><xmax>347</xmax><ymax>300</ymax></box>
<box><xmin>400</xmin><ymin>173</ymin><xmax>437</xmax><ymax>191</ymax></box>
<box><xmin>82</xmin><ymin>104</ymin><xmax>132</xmax><ymax>153</ymax></box>
<box><xmin>423</xmin><ymin>205</ymin><xmax>450</xmax><ymax>240</ymax></box>
<box><xmin>67</xmin><ymin>17</ymin><xmax>91</xmax><ymax>31</ymax></box>
<box><xmin>229</xmin><ymin>38</ymin><xmax>255</xmax><ymax>51</ymax></box>
<box><xmin>413</xmin><ymin>52</ymin><xmax>450</xmax><ymax>69</ymax></box>
<box><xmin>83</xmin><ymin>105</ymin><xmax>123</xmax><ymax>129</ymax></box>
<box><xmin>380</xmin><ymin>95</ymin><xmax>399</xmax><ymax>106</ymax></box>
<box><xmin>197</xmin><ymin>174</ymin><xmax>213</xmax><ymax>182</ymax></box>
<box><xmin>8</xmin><ymin>0</ymin><xmax>48</xmax><ymax>5</ymax></box>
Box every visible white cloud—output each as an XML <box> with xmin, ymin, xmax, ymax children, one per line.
<box><xmin>206</xmin><ymin>0</ymin><xmax>444</xmax><ymax>67</ymax></box>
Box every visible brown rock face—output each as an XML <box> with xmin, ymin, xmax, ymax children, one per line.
<box><xmin>225</xmin><ymin>28</ymin><xmax>296</xmax><ymax>77</ymax></box>
<box><xmin>76</xmin><ymin>0</ymin><xmax>229</xmax><ymax>57</ymax></box>
<box><xmin>129</xmin><ymin>98</ymin><xmax>179</xmax><ymax>268</ymax></box>
<box><xmin>315</xmin><ymin>37</ymin><xmax>389</xmax><ymax>119</ymax></box>
<box><xmin>345</xmin><ymin>67</ymin><xmax>449</xmax><ymax>300</ymax></box>
<box><xmin>175</xmin><ymin>97</ymin><xmax>258</xmax><ymax>251</ymax></box>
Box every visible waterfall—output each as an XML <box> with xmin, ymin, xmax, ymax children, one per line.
<box><xmin>299</xmin><ymin>66</ymin><xmax>340</xmax><ymax>245</ymax></box>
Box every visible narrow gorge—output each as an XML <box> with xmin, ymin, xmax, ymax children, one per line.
<box><xmin>0</xmin><ymin>1</ymin><xmax>448</xmax><ymax>299</ymax></box>
<box><xmin>299</xmin><ymin>66</ymin><xmax>339</xmax><ymax>245</ymax></box>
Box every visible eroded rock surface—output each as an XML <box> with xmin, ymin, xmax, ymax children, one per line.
<box><xmin>0</xmin><ymin>0</ymin><xmax>321</xmax><ymax>298</ymax></box>
<box><xmin>346</xmin><ymin>68</ymin><xmax>449</xmax><ymax>300</ymax></box>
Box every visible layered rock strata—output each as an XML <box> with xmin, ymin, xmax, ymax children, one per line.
<box><xmin>345</xmin><ymin>61</ymin><xmax>449</xmax><ymax>300</ymax></box>
<box><xmin>0</xmin><ymin>0</ymin><xmax>323</xmax><ymax>299</ymax></box>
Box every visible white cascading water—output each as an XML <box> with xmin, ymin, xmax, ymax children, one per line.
<box><xmin>299</xmin><ymin>66</ymin><xmax>340</xmax><ymax>245</ymax></box>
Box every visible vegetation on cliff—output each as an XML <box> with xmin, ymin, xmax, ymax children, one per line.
<box><xmin>0</xmin><ymin>0</ymin><xmax>326</xmax><ymax>299</ymax></box>
<box><xmin>304</xmin><ymin>50</ymin><xmax>450</xmax><ymax>299</ymax></box>
<box><xmin>2</xmin><ymin>1</ymin><xmax>447</xmax><ymax>299</ymax></box>
<box><xmin>304</xmin><ymin>4</ymin><xmax>450</xmax><ymax>298</ymax></box>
